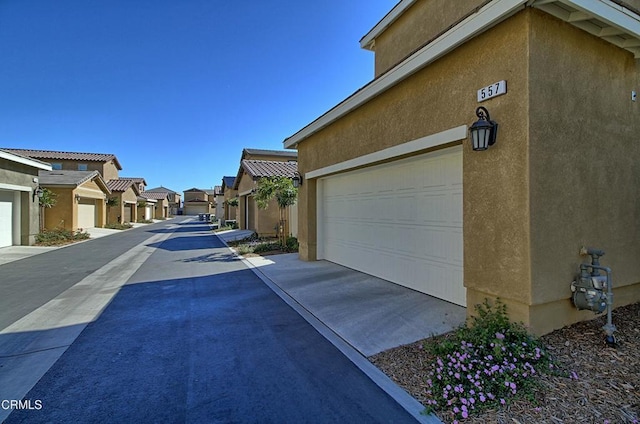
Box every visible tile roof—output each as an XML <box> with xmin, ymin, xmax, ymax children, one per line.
<box><xmin>241</xmin><ymin>159</ymin><xmax>298</xmax><ymax>179</ymax></box>
<box><xmin>222</xmin><ymin>176</ymin><xmax>236</xmax><ymax>188</ymax></box>
<box><xmin>242</xmin><ymin>148</ymin><xmax>297</xmax><ymax>159</ymax></box>
<box><xmin>120</xmin><ymin>177</ymin><xmax>147</xmax><ymax>185</ymax></box>
<box><xmin>137</xmin><ymin>196</ymin><xmax>156</xmax><ymax>203</ymax></box>
<box><xmin>106</xmin><ymin>179</ymin><xmax>136</xmax><ymax>192</ymax></box>
<box><xmin>146</xmin><ymin>186</ymin><xmax>178</xmax><ymax>194</ymax></box>
<box><xmin>140</xmin><ymin>191</ymin><xmax>169</xmax><ymax>200</ymax></box>
<box><xmin>39</xmin><ymin>170</ymin><xmax>109</xmax><ymax>192</ymax></box>
<box><xmin>2</xmin><ymin>148</ymin><xmax>123</xmax><ymax>170</ymax></box>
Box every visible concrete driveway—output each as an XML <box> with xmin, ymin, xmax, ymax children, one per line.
<box><xmin>1</xmin><ymin>219</ymin><xmax>445</xmax><ymax>423</ymax></box>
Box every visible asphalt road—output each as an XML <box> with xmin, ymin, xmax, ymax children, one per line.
<box><xmin>2</xmin><ymin>218</ymin><xmax>419</xmax><ymax>423</ymax></box>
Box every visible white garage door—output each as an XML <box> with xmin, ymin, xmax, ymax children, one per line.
<box><xmin>0</xmin><ymin>191</ymin><xmax>13</xmax><ymax>248</ymax></box>
<box><xmin>77</xmin><ymin>199</ymin><xmax>96</xmax><ymax>229</ymax></box>
<box><xmin>318</xmin><ymin>145</ymin><xmax>464</xmax><ymax>306</ymax></box>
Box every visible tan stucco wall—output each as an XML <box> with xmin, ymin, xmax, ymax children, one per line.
<box><xmin>524</xmin><ymin>9</ymin><xmax>640</xmax><ymax>332</ymax></box>
<box><xmin>48</xmin><ymin>160</ymin><xmax>119</xmax><ymax>180</ymax></box>
<box><xmin>235</xmin><ymin>171</ymin><xmax>285</xmax><ymax>236</ymax></box>
<box><xmin>223</xmin><ymin>187</ymin><xmax>238</xmax><ymax>221</ymax></box>
<box><xmin>297</xmin><ymin>7</ymin><xmax>640</xmax><ymax>334</ymax></box>
<box><xmin>372</xmin><ymin>0</ymin><xmax>486</xmax><ymax>77</ymax></box>
<box><xmin>0</xmin><ymin>158</ymin><xmax>41</xmax><ymax>244</ymax></box>
<box><xmin>107</xmin><ymin>188</ymin><xmax>138</xmax><ymax>224</ymax></box>
<box><xmin>43</xmin><ymin>188</ymin><xmax>74</xmax><ymax>231</ymax></box>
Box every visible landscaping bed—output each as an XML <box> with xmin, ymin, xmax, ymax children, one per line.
<box><xmin>370</xmin><ymin>302</ymin><xmax>639</xmax><ymax>424</ymax></box>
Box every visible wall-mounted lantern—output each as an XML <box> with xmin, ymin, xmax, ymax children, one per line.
<box><xmin>75</xmin><ymin>194</ymin><xmax>81</xmax><ymax>202</ymax></box>
<box><xmin>33</xmin><ymin>186</ymin><xmax>43</xmax><ymax>202</ymax></box>
<box><xmin>469</xmin><ymin>106</ymin><xmax>498</xmax><ymax>151</ymax></box>
<box><xmin>292</xmin><ymin>172</ymin><xmax>303</xmax><ymax>188</ymax></box>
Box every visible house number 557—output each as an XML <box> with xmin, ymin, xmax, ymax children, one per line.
<box><xmin>477</xmin><ymin>80</ymin><xmax>507</xmax><ymax>102</ymax></box>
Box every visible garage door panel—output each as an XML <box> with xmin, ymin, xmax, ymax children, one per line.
<box><xmin>77</xmin><ymin>199</ymin><xmax>96</xmax><ymax>229</ymax></box>
<box><xmin>319</xmin><ymin>145</ymin><xmax>465</xmax><ymax>306</ymax></box>
<box><xmin>0</xmin><ymin>191</ymin><xmax>13</xmax><ymax>248</ymax></box>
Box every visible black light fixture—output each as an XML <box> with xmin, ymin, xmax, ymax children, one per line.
<box><xmin>292</xmin><ymin>172</ymin><xmax>303</xmax><ymax>188</ymax></box>
<box><xmin>33</xmin><ymin>186</ymin><xmax>43</xmax><ymax>202</ymax></box>
<box><xmin>469</xmin><ymin>106</ymin><xmax>498</xmax><ymax>151</ymax></box>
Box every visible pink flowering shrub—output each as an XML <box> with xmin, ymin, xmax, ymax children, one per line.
<box><xmin>423</xmin><ymin>299</ymin><xmax>560</xmax><ymax>422</ymax></box>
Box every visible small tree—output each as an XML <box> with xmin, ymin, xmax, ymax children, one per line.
<box><xmin>38</xmin><ymin>188</ymin><xmax>57</xmax><ymax>231</ymax></box>
<box><xmin>254</xmin><ymin>176</ymin><xmax>297</xmax><ymax>245</ymax></box>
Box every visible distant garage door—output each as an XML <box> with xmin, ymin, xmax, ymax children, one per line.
<box><xmin>77</xmin><ymin>199</ymin><xmax>96</xmax><ymax>229</ymax></box>
<box><xmin>0</xmin><ymin>191</ymin><xmax>13</xmax><ymax>248</ymax></box>
<box><xmin>317</xmin><ymin>145</ymin><xmax>464</xmax><ymax>306</ymax></box>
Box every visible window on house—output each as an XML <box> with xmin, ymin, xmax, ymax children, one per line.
<box><xmin>78</xmin><ymin>164</ymin><xmax>88</xmax><ymax>171</ymax></box>
<box><xmin>51</xmin><ymin>163</ymin><xmax>62</xmax><ymax>170</ymax></box>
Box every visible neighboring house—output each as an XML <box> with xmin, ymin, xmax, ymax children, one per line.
<box><xmin>0</xmin><ymin>149</ymin><xmax>52</xmax><ymax>246</ymax></box>
<box><xmin>146</xmin><ymin>186</ymin><xmax>181</xmax><ymax>215</ymax></box>
<box><xmin>233</xmin><ymin>158</ymin><xmax>298</xmax><ymax>237</ymax></box>
<box><xmin>136</xmin><ymin>196</ymin><xmax>156</xmax><ymax>221</ymax></box>
<box><xmin>105</xmin><ymin>179</ymin><xmax>141</xmax><ymax>224</ymax></box>
<box><xmin>120</xmin><ymin>177</ymin><xmax>147</xmax><ymax>194</ymax></box>
<box><xmin>2</xmin><ymin>148</ymin><xmax>122</xmax><ymax>180</ymax></box>
<box><xmin>214</xmin><ymin>185</ymin><xmax>224</xmax><ymax>220</ymax></box>
<box><xmin>140</xmin><ymin>191</ymin><xmax>170</xmax><ymax>219</ymax></box>
<box><xmin>284</xmin><ymin>0</ymin><xmax>640</xmax><ymax>335</ymax></box>
<box><xmin>221</xmin><ymin>176</ymin><xmax>237</xmax><ymax>223</ymax></box>
<box><xmin>182</xmin><ymin>188</ymin><xmax>215</xmax><ymax>216</ymax></box>
<box><xmin>38</xmin><ymin>170</ymin><xmax>110</xmax><ymax>231</ymax></box>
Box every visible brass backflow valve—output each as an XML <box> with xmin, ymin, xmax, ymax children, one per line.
<box><xmin>570</xmin><ymin>247</ymin><xmax>616</xmax><ymax>346</ymax></box>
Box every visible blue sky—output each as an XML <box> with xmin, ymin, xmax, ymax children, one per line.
<box><xmin>0</xmin><ymin>0</ymin><xmax>397</xmax><ymax>192</ymax></box>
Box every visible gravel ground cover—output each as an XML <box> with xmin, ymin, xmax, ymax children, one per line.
<box><xmin>370</xmin><ymin>303</ymin><xmax>639</xmax><ymax>424</ymax></box>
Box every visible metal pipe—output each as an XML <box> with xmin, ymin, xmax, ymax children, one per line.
<box><xmin>589</xmin><ymin>264</ymin><xmax>616</xmax><ymax>346</ymax></box>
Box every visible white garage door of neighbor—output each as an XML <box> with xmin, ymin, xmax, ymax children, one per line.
<box><xmin>77</xmin><ymin>199</ymin><xmax>96</xmax><ymax>229</ymax></box>
<box><xmin>0</xmin><ymin>191</ymin><xmax>13</xmax><ymax>248</ymax></box>
<box><xmin>145</xmin><ymin>205</ymin><xmax>153</xmax><ymax>220</ymax></box>
<box><xmin>318</xmin><ymin>145</ymin><xmax>464</xmax><ymax>306</ymax></box>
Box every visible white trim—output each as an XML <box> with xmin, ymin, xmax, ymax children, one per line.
<box><xmin>306</xmin><ymin>125</ymin><xmax>467</xmax><ymax>180</ymax></box>
<box><xmin>238</xmin><ymin>189</ymin><xmax>254</xmax><ymax>197</ymax></box>
<box><xmin>360</xmin><ymin>0</ymin><xmax>418</xmax><ymax>50</ymax></box>
<box><xmin>563</xmin><ymin>0</ymin><xmax>640</xmax><ymax>37</ymax></box>
<box><xmin>284</xmin><ymin>0</ymin><xmax>527</xmax><ymax>149</ymax></box>
<box><xmin>0</xmin><ymin>183</ymin><xmax>32</xmax><ymax>192</ymax></box>
<box><xmin>0</xmin><ymin>150</ymin><xmax>52</xmax><ymax>171</ymax></box>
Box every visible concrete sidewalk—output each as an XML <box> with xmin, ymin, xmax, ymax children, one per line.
<box><xmin>218</xmin><ymin>231</ymin><xmax>467</xmax><ymax>357</ymax></box>
<box><xmin>0</xmin><ymin>221</ymin><xmax>170</xmax><ymax>266</ymax></box>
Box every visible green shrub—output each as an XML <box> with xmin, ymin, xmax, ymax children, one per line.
<box><xmin>36</xmin><ymin>228</ymin><xmax>90</xmax><ymax>246</ymax></box>
<box><xmin>137</xmin><ymin>219</ymin><xmax>153</xmax><ymax>224</ymax></box>
<box><xmin>423</xmin><ymin>299</ymin><xmax>559</xmax><ymax>422</ymax></box>
<box><xmin>283</xmin><ymin>236</ymin><xmax>299</xmax><ymax>252</ymax></box>
<box><xmin>105</xmin><ymin>222</ymin><xmax>133</xmax><ymax>230</ymax></box>
<box><xmin>253</xmin><ymin>242</ymin><xmax>281</xmax><ymax>254</ymax></box>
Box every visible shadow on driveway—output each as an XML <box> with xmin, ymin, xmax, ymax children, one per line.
<box><xmin>4</xmin><ymin>269</ymin><xmax>417</xmax><ymax>424</ymax></box>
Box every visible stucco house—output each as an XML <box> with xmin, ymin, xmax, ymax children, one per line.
<box><xmin>221</xmin><ymin>176</ymin><xmax>237</xmax><ymax>223</ymax></box>
<box><xmin>140</xmin><ymin>191</ymin><xmax>170</xmax><ymax>219</ymax></box>
<box><xmin>182</xmin><ymin>188</ymin><xmax>215</xmax><ymax>216</ymax></box>
<box><xmin>2</xmin><ymin>148</ymin><xmax>122</xmax><ymax>181</ymax></box>
<box><xmin>39</xmin><ymin>170</ymin><xmax>110</xmax><ymax>231</ymax></box>
<box><xmin>146</xmin><ymin>186</ymin><xmax>180</xmax><ymax>215</ymax></box>
<box><xmin>284</xmin><ymin>0</ymin><xmax>640</xmax><ymax>335</ymax></box>
<box><xmin>106</xmin><ymin>179</ymin><xmax>140</xmax><ymax>224</ymax></box>
<box><xmin>0</xmin><ymin>149</ymin><xmax>52</xmax><ymax>247</ymax></box>
<box><xmin>233</xmin><ymin>156</ymin><xmax>298</xmax><ymax>238</ymax></box>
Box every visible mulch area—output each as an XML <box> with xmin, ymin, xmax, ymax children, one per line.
<box><xmin>369</xmin><ymin>303</ymin><xmax>640</xmax><ymax>424</ymax></box>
